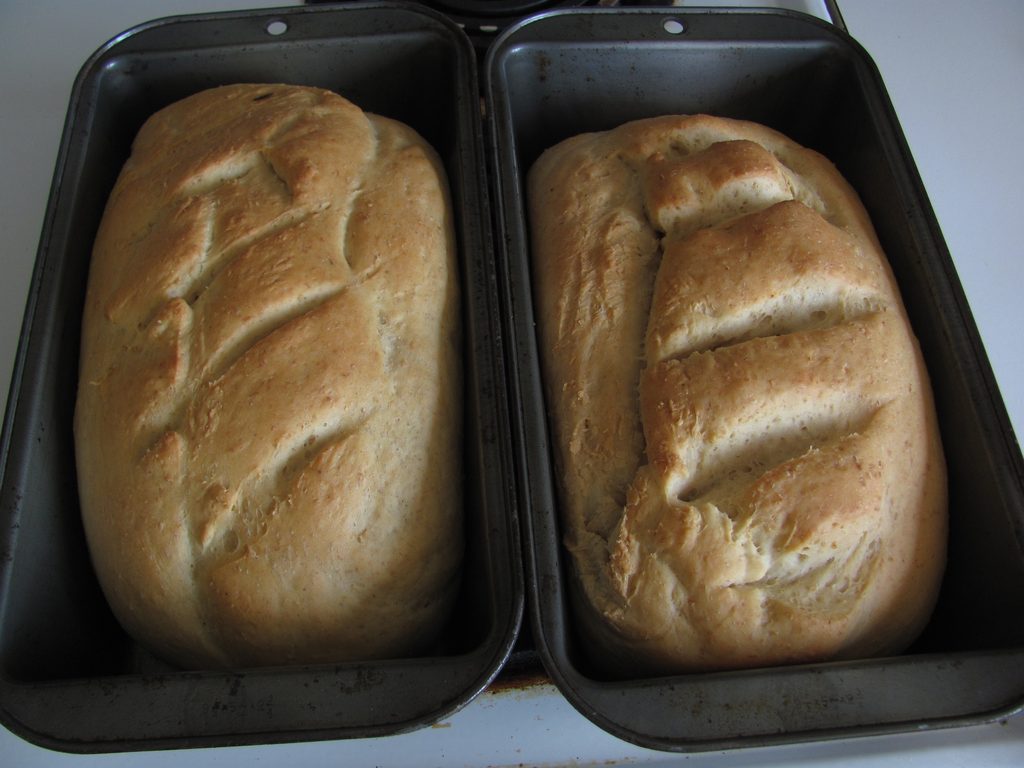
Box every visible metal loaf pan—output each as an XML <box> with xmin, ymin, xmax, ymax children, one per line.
<box><xmin>0</xmin><ymin>1</ymin><xmax>522</xmax><ymax>753</ymax></box>
<box><xmin>485</xmin><ymin>7</ymin><xmax>1024</xmax><ymax>752</ymax></box>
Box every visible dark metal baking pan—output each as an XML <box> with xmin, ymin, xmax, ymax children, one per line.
<box><xmin>485</xmin><ymin>7</ymin><xmax>1024</xmax><ymax>752</ymax></box>
<box><xmin>0</xmin><ymin>1</ymin><xmax>522</xmax><ymax>753</ymax></box>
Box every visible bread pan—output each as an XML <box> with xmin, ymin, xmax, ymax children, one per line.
<box><xmin>0</xmin><ymin>1</ymin><xmax>522</xmax><ymax>752</ymax></box>
<box><xmin>486</xmin><ymin>7</ymin><xmax>1024</xmax><ymax>752</ymax></box>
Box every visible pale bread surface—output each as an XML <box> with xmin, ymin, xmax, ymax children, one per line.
<box><xmin>528</xmin><ymin>115</ymin><xmax>946</xmax><ymax>674</ymax></box>
<box><xmin>75</xmin><ymin>84</ymin><xmax>462</xmax><ymax>668</ymax></box>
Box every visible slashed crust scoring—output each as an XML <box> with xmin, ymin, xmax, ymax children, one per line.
<box><xmin>527</xmin><ymin>115</ymin><xmax>946</xmax><ymax>675</ymax></box>
<box><xmin>74</xmin><ymin>84</ymin><xmax>462</xmax><ymax>669</ymax></box>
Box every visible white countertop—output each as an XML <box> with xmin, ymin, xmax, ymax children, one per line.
<box><xmin>1</xmin><ymin>1</ymin><xmax>1021</xmax><ymax>765</ymax></box>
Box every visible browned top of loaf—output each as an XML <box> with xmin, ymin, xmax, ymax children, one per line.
<box><xmin>74</xmin><ymin>84</ymin><xmax>461</xmax><ymax>668</ymax></box>
<box><xmin>528</xmin><ymin>114</ymin><xmax>946</xmax><ymax>675</ymax></box>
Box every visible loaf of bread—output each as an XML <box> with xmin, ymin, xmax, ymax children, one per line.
<box><xmin>527</xmin><ymin>115</ymin><xmax>946</xmax><ymax>675</ymax></box>
<box><xmin>74</xmin><ymin>84</ymin><xmax>462</xmax><ymax>669</ymax></box>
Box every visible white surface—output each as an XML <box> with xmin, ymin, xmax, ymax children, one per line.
<box><xmin>0</xmin><ymin>0</ymin><xmax>1022</xmax><ymax>765</ymax></box>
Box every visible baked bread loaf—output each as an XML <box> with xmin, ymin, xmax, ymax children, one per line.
<box><xmin>74</xmin><ymin>84</ymin><xmax>462</xmax><ymax>669</ymax></box>
<box><xmin>527</xmin><ymin>114</ymin><xmax>946</xmax><ymax>675</ymax></box>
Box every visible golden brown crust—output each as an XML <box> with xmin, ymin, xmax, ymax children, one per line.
<box><xmin>74</xmin><ymin>84</ymin><xmax>462</xmax><ymax>668</ymax></box>
<box><xmin>528</xmin><ymin>114</ymin><xmax>946</xmax><ymax>675</ymax></box>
